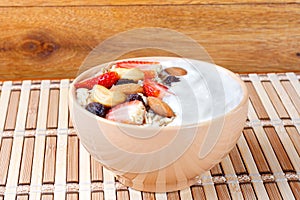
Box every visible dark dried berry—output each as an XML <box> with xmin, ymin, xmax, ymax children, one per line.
<box><xmin>163</xmin><ymin>76</ymin><xmax>180</xmax><ymax>86</ymax></box>
<box><xmin>115</xmin><ymin>79</ymin><xmax>135</xmax><ymax>85</ymax></box>
<box><xmin>86</xmin><ymin>102</ymin><xmax>108</xmax><ymax>118</ymax></box>
<box><xmin>127</xmin><ymin>94</ymin><xmax>146</xmax><ymax>106</ymax></box>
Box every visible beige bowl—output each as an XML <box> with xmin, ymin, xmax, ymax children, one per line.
<box><xmin>69</xmin><ymin>57</ymin><xmax>249</xmax><ymax>192</ymax></box>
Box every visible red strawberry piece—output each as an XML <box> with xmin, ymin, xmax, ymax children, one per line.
<box><xmin>75</xmin><ymin>72</ymin><xmax>119</xmax><ymax>89</ymax></box>
<box><xmin>97</xmin><ymin>71</ymin><xmax>120</xmax><ymax>88</ymax></box>
<box><xmin>115</xmin><ymin>61</ymin><xmax>160</xmax><ymax>69</ymax></box>
<box><xmin>143</xmin><ymin>79</ymin><xmax>171</xmax><ymax>99</ymax></box>
<box><xmin>106</xmin><ymin>100</ymin><xmax>146</xmax><ymax>125</ymax></box>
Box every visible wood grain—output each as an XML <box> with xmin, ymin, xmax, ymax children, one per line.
<box><xmin>41</xmin><ymin>194</ymin><xmax>54</xmax><ymax>200</ymax></box>
<box><xmin>117</xmin><ymin>191</ymin><xmax>130</xmax><ymax>200</ymax></box>
<box><xmin>191</xmin><ymin>186</ymin><xmax>206</xmax><ymax>200</ymax></box>
<box><xmin>43</xmin><ymin>136</ymin><xmax>57</xmax><ymax>183</ymax></box>
<box><xmin>289</xmin><ymin>181</ymin><xmax>300</xmax><ymax>198</ymax></box>
<box><xmin>0</xmin><ymin>138</ymin><xmax>13</xmax><ymax>185</ymax></box>
<box><xmin>229</xmin><ymin>146</ymin><xmax>247</xmax><ymax>174</ymax></box>
<box><xmin>1</xmin><ymin>0</ymin><xmax>299</xmax><ymax>6</ymax></box>
<box><xmin>4</xmin><ymin>91</ymin><xmax>20</xmax><ymax>130</ymax></box>
<box><xmin>67</xmin><ymin>136</ymin><xmax>79</xmax><ymax>183</ymax></box>
<box><xmin>264</xmin><ymin>182</ymin><xmax>283</xmax><ymax>199</ymax></box>
<box><xmin>215</xmin><ymin>185</ymin><xmax>231</xmax><ymax>199</ymax></box>
<box><xmin>25</xmin><ymin>90</ymin><xmax>40</xmax><ymax>129</ymax></box>
<box><xmin>281</xmin><ymin>80</ymin><xmax>300</xmax><ymax>115</ymax></box>
<box><xmin>210</xmin><ymin>164</ymin><xmax>223</xmax><ymax>175</ymax></box>
<box><xmin>19</xmin><ymin>137</ymin><xmax>35</xmax><ymax>184</ymax></box>
<box><xmin>246</xmin><ymin>82</ymin><xmax>269</xmax><ymax>120</ymax></box>
<box><xmin>262</xmin><ymin>81</ymin><xmax>290</xmax><ymax>119</ymax></box>
<box><xmin>243</xmin><ymin>128</ymin><xmax>271</xmax><ymax>173</ymax></box>
<box><xmin>90</xmin><ymin>157</ymin><xmax>103</xmax><ymax>182</ymax></box>
<box><xmin>240</xmin><ymin>184</ymin><xmax>256</xmax><ymax>199</ymax></box>
<box><xmin>91</xmin><ymin>192</ymin><xmax>104</xmax><ymax>200</ymax></box>
<box><xmin>66</xmin><ymin>193</ymin><xmax>78</xmax><ymax>200</ymax></box>
<box><xmin>47</xmin><ymin>89</ymin><xmax>59</xmax><ymax>129</ymax></box>
<box><xmin>263</xmin><ymin>127</ymin><xmax>294</xmax><ymax>172</ymax></box>
<box><xmin>0</xmin><ymin>4</ymin><xmax>299</xmax><ymax>80</ymax></box>
<box><xmin>285</xmin><ymin>126</ymin><xmax>300</xmax><ymax>156</ymax></box>
<box><xmin>16</xmin><ymin>195</ymin><xmax>29</xmax><ymax>200</ymax></box>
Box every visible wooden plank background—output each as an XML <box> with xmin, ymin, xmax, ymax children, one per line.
<box><xmin>0</xmin><ymin>1</ymin><xmax>299</xmax><ymax>80</ymax></box>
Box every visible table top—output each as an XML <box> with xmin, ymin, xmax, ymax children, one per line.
<box><xmin>0</xmin><ymin>73</ymin><xmax>299</xmax><ymax>200</ymax></box>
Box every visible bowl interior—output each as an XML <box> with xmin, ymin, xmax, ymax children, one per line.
<box><xmin>71</xmin><ymin>57</ymin><xmax>244</xmax><ymax>127</ymax></box>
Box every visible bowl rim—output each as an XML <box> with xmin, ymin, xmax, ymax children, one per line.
<box><xmin>69</xmin><ymin>56</ymin><xmax>249</xmax><ymax>130</ymax></box>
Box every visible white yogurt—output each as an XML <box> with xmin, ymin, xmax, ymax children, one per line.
<box><xmin>158</xmin><ymin>58</ymin><xmax>243</xmax><ymax>126</ymax></box>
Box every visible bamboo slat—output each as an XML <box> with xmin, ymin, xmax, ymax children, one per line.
<box><xmin>25</xmin><ymin>90</ymin><xmax>40</xmax><ymax>130</ymax></box>
<box><xmin>190</xmin><ymin>186</ymin><xmax>206</xmax><ymax>200</ymax></box>
<box><xmin>286</xmin><ymin>73</ymin><xmax>300</xmax><ymax>99</ymax></box>
<box><xmin>103</xmin><ymin>167</ymin><xmax>116</xmax><ymax>200</ymax></box>
<box><xmin>247</xmin><ymin>101</ymin><xmax>295</xmax><ymax>199</ymax></box>
<box><xmin>0</xmin><ymin>81</ymin><xmax>12</xmax><ymax>134</ymax></box>
<box><xmin>269</xmin><ymin>74</ymin><xmax>300</xmax><ymax>122</ymax></box>
<box><xmin>79</xmin><ymin>143</ymin><xmax>91</xmax><ymax>200</ymax></box>
<box><xmin>4</xmin><ymin>81</ymin><xmax>31</xmax><ymax>200</ymax></box>
<box><xmin>155</xmin><ymin>192</ymin><xmax>167</xmax><ymax>200</ymax></box>
<box><xmin>0</xmin><ymin>138</ymin><xmax>13</xmax><ymax>185</ymax></box>
<box><xmin>285</xmin><ymin>126</ymin><xmax>300</xmax><ymax>156</ymax></box>
<box><xmin>0</xmin><ymin>74</ymin><xmax>299</xmax><ymax>199</ymax></box>
<box><xmin>215</xmin><ymin>184</ymin><xmax>231</xmax><ymax>199</ymax></box>
<box><xmin>245</xmin><ymin>82</ymin><xmax>269</xmax><ymax>120</ymax></box>
<box><xmin>67</xmin><ymin>136</ymin><xmax>79</xmax><ymax>183</ymax></box>
<box><xmin>29</xmin><ymin>80</ymin><xmax>50</xmax><ymax>200</ymax></box>
<box><xmin>200</xmin><ymin>171</ymin><xmax>218</xmax><ymax>199</ymax></box>
<box><xmin>4</xmin><ymin>91</ymin><xmax>20</xmax><ymax>131</ymax></box>
<box><xmin>262</xmin><ymin>81</ymin><xmax>290</xmax><ymax>119</ymax></box>
<box><xmin>47</xmin><ymin>89</ymin><xmax>59</xmax><ymax>129</ymax></box>
<box><xmin>249</xmin><ymin>74</ymin><xmax>300</xmax><ymax>173</ymax></box>
<box><xmin>179</xmin><ymin>188</ymin><xmax>193</xmax><ymax>200</ymax></box>
<box><xmin>54</xmin><ymin>79</ymin><xmax>69</xmax><ymax>200</ymax></box>
<box><xmin>19</xmin><ymin>137</ymin><xmax>34</xmax><ymax>184</ymax></box>
<box><xmin>281</xmin><ymin>81</ymin><xmax>300</xmax><ymax>115</ymax></box>
<box><xmin>43</xmin><ymin>136</ymin><xmax>56</xmax><ymax>184</ymax></box>
<box><xmin>229</xmin><ymin>146</ymin><xmax>247</xmax><ymax>175</ymax></box>
<box><xmin>128</xmin><ymin>189</ymin><xmax>142</xmax><ymax>200</ymax></box>
<box><xmin>237</xmin><ymin>134</ymin><xmax>269</xmax><ymax>200</ymax></box>
<box><xmin>220</xmin><ymin>156</ymin><xmax>244</xmax><ymax>200</ymax></box>
<box><xmin>90</xmin><ymin>157</ymin><xmax>103</xmax><ymax>182</ymax></box>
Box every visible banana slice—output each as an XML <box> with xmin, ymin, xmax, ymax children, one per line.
<box><xmin>111</xmin><ymin>68</ymin><xmax>144</xmax><ymax>81</ymax></box>
<box><xmin>91</xmin><ymin>85</ymin><xmax>126</xmax><ymax>107</ymax></box>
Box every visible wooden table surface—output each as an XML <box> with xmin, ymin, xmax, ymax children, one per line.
<box><xmin>0</xmin><ymin>72</ymin><xmax>299</xmax><ymax>199</ymax></box>
<box><xmin>0</xmin><ymin>0</ymin><xmax>299</xmax><ymax>80</ymax></box>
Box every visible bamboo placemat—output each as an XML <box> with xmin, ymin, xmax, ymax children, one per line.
<box><xmin>0</xmin><ymin>73</ymin><xmax>299</xmax><ymax>200</ymax></box>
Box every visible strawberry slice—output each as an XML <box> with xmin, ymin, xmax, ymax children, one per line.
<box><xmin>115</xmin><ymin>61</ymin><xmax>160</xmax><ymax>69</ymax></box>
<box><xmin>74</xmin><ymin>72</ymin><xmax>119</xmax><ymax>89</ymax></box>
<box><xmin>106</xmin><ymin>100</ymin><xmax>146</xmax><ymax>125</ymax></box>
<box><xmin>143</xmin><ymin>79</ymin><xmax>171</xmax><ymax>99</ymax></box>
<box><xmin>115</xmin><ymin>61</ymin><xmax>162</xmax><ymax>79</ymax></box>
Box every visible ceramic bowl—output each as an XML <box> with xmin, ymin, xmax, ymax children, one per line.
<box><xmin>69</xmin><ymin>57</ymin><xmax>249</xmax><ymax>192</ymax></box>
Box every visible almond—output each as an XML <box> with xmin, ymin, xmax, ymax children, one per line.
<box><xmin>164</xmin><ymin>67</ymin><xmax>187</xmax><ymax>76</ymax></box>
<box><xmin>147</xmin><ymin>96</ymin><xmax>175</xmax><ymax>118</ymax></box>
<box><xmin>91</xmin><ymin>85</ymin><xmax>126</xmax><ymax>107</ymax></box>
<box><xmin>110</xmin><ymin>83</ymin><xmax>143</xmax><ymax>95</ymax></box>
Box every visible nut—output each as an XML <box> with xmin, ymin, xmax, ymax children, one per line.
<box><xmin>91</xmin><ymin>85</ymin><xmax>126</xmax><ymax>107</ymax></box>
<box><xmin>111</xmin><ymin>68</ymin><xmax>144</xmax><ymax>81</ymax></box>
<box><xmin>147</xmin><ymin>96</ymin><xmax>175</xmax><ymax>118</ymax></box>
<box><xmin>110</xmin><ymin>83</ymin><xmax>143</xmax><ymax>94</ymax></box>
<box><xmin>164</xmin><ymin>67</ymin><xmax>187</xmax><ymax>76</ymax></box>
